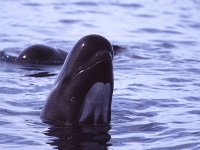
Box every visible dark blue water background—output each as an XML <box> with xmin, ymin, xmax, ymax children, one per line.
<box><xmin>0</xmin><ymin>0</ymin><xmax>200</xmax><ymax>149</ymax></box>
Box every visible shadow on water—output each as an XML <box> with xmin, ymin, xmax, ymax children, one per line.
<box><xmin>43</xmin><ymin>122</ymin><xmax>111</xmax><ymax>150</ymax></box>
<box><xmin>24</xmin><ymin>71</ymin><xmax>57</xmax><ymax>77</ymax></box>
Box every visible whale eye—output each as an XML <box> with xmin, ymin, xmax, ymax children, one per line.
<box><xmin>71</xmin><ymin>97</ymin><xmax>75</xmax><ymax>102</ymax></box>
<box><xmin>62</xmin><ymin>78</ymin><xmax>69</xmax><ymax>86</ymax></box>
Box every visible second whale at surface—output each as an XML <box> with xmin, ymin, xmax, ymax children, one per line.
<box><xmin>0</xmin><ymin>44</ymin><xmax>68</xmax><ymax>65</ymax></box>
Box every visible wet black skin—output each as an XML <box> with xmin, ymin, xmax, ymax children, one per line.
<box><xmin>0</xmin><ymin>44</ymin><xmax>68</xmax><ymax>65</ymax></box>
<box><xmin>18</xmin><ymin>44</ymin><xmax>67</xmax><ymax>62</ymax></box>
<box><xmin>40</xmin><ymin>34</ymin><xmax>114</xmax><ymax>125</ymax></box>
<box><xmin>1</xmin><ymin>41</ymin><xmax>121</xmax><ymax>65</ymax></box>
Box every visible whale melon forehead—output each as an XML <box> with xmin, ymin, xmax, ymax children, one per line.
<box><xmin>63</xmin><ymin>34</ymin><xmax>113</xmax><ymax>73</ymax></box>
<box><xmin>69</xmin><ymin>34</ymin><xmax>113</xmax><ymax>59</ymax></box>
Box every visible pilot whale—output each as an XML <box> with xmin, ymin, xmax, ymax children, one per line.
<box><xmin>0</xmin><ymin>44</ymin><xmax>68</xmax><ymax>65</ymax></box>
<box><xmin>40</xmin><ymin>34</ymin><xmax>114</xmax><ymax>125</ymax></box>
<box><xmin>18</xmin><ymin>44</ymin><xmax>67</xmax><ymax>62</ymax></box>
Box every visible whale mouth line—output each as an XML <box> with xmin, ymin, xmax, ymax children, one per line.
<box><xmin>73</xmin><ymin>58</ymin><xmax>111</xmax><ymax>79</ymax></box>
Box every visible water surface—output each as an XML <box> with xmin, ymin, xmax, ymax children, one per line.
<box><xmin>0</xmin><ymin>0</ymin><xmax>200</xmax><ymax>149</ymax></box>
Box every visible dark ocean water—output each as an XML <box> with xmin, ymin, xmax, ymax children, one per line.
<box><xmin>0</xmin><ymin>0</ymin><xmax>200</xmax><ymax>149</ymax></box>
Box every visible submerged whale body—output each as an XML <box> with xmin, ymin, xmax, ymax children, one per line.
<box><xmin>18</xmin><ymin>44</ymin><xmax>67</xmax><ymax>61</ymax></box>
<box><xmin>40</xmin><ymin>34</ymin><xmax>114</xmax><ymax>125</ymax></box>
<box><xmin>0</xmin><ymin>44</ymin><xmax>68</xmax><ymax>65</ymax></box>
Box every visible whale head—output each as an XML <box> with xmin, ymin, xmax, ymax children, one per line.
<box><xmin>40</xmin><ymin>34</ymin><xmax>114</xmax><ymax>125</ymax></box>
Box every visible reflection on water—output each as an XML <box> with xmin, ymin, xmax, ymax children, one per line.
<box><xmin>44</xmin><ymin>123</ymin><xmax>111</xmax><ymax>150</ymax></box>
<box><xmin>0</xmin><ymin>0</ymin><xmax>200</xmax><ymax>150</ymax></box>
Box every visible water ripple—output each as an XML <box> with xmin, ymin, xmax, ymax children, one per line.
<box><xmin>0</xmin><ymin>0</ymin><xmax>200</xmax><ymax>149</ymax></box>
